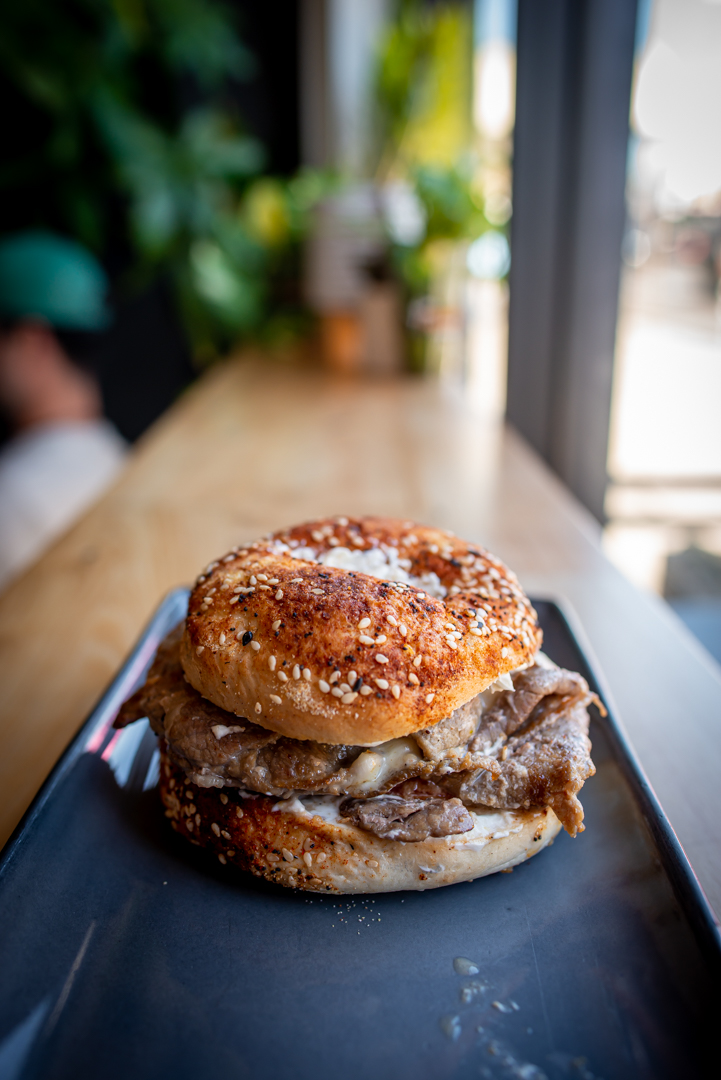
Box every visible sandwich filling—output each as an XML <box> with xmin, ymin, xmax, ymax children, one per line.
<box><xmin>116</xmin><ymin>626</ymin><xmax>597</xmax><ymax>840</ymax></box>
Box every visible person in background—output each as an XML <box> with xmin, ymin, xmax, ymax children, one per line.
<box><xmin>0</xmin><ymin>231</ymin><xmax>127</xmax><ymax>590</ymax></box>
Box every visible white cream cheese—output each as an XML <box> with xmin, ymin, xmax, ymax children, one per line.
<box><xmin>290</xmin><ymin>545</ymin><xmax>447</xmax><ymax>598</ymax></box>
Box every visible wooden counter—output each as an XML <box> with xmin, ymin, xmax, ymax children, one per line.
<box><xmin>1</xmin><ymin>358</ymin><xmax>720</xmax><ymax>915</ymax></box>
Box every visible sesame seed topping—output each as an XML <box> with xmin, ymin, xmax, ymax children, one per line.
<box><xmin>413</xmin><ymin>655</ymin><xmax>423</xmax><ymax>667</ymax></box>
<box><xmin>331</xmin><ymin>687</ymin><xmax>343</xmax><ymax>698</ymax></box>
<box><xmin>242</xmin><ymin>630</ymin><xmax>253</xmax><ymax>646</ymax></box>
<box><xmin>501</xmin><ymin>647</ymin><xmax>509</xmax><ymax>658</ymax></box>
<box><xmin>425</xmin><ymin>692</ymin><xmax>435</xmax><ymax>703</ymax></box>
<box><xmin>375</xmin><ymin>634</ymin><xmax>387</xmax><ymax>644</ymax></box>
<box><xmin>387</xmin><ymin>615</ymin><xmax>398</xmax><ymax>626</ymax></box>
<box><xmin>341</xmin><ymin>692</ymin><xmax>357</xmax><ymax>704</ymax></box>
<box><xmin>272</xmin><ymin>619</ymin><xmax>281</xmax><ymax>631</ymax></box>
<box><xmin>290</xmin><ymin>577</ymin><xmax>303</xmax><ymax>583</ymax></box>
<box><xmin>329</xmin><ymin>671</ymin><xmax>341</xmax><ymax>683</ymax></box>
<box><xmin>347</xmin><ymin>670</ymin><xmax>357</xmax><ymax>684</ymax></box>
<box><xmin>218</xmin><ymin>854</ymin><xmax>226</xmax><ymax>864</ymax></box>
<box><xmin>250</xmin><ymin>640</ymin><xmax>261</xmax><ymax>651</ymax></box>
<box><xmin>275</xmin><ymin>589</ymin><xmax>283</xmax><ymax>600</ymax></box>
<box><xmin>339</xmin><ymin>683</ymin><xmax>351</xmax><ymax>694</ymax></box>
<box><xmin>399</xmin><ymin>624</ymin><xmax>407</xmax><ymax>637</ymax></box>
<box><xmin>469</xmin><ymin>628</ymin><xmax>483</xmax><ymax>636</ymax></box>
<box><xmin>220</xmin><ymin>793</ymin><xmax>228</xmax><ymax>804</ymax></box>
<box><xmin>358</xmin><ymin>618</ymin><xmax>371</xmax><ymax>629</ymax></box>
<box><xmin>391</xmin><ymin>685</ymin><xmax>400</xmax><ymax>699</ymax></box>
<box><xmin>270</xmin><ymin>695</ymin><xmax>282</xmax><ymax>705</ymax></box>
<box><xmin>278</xmin><ymin>671</ymin><xmax>288</xmax><ymax>682</ymax></box>
<box><xmin>375</xmin><ymin>654</ymin><xmax>389</xmax><ymax>664</ymax></box>
<box><xmin>282</xmin><ymin>848</ymin><xmax>295</xmax><ymax>862</ymax></box>
<box><xmin>255</xmin><ymin>703</ymin><xmax>262</xmax><ymax>713</ymax></box>
<box><xmin>316</xmin><ymin>851</ymin><xmax>327</xmax><ymax>863</ymax></box>
<box><xmin>293</xmin><ymin>665</ymin><xmax>301</xmax><ymax>680</ymax></box>
<box><xmin>319</xmin><ymin>680</ymin><xmax>330</xmax><ymax>693</ymax></box>
<box><xmin>229</xmin><ymin>595</ymin><xmax>240</xmax><ymax>605</ymax></box>
<box><xmin>219</xmin><ymin>633</ymin><xmax>226</xmax><ymax>645</ymax></box>
<box><xmin>303</xmin><ymin>668</ymin><xmax>312</xmax><ymax>681</ymax></box>
<box><xmin>311</xmin><ymin>588</ymin><xmax>324</xmax><ymax>595</ymax></box>
<box><xmin>257</xmin><ymin>574</ymin><xmax>268</xmax><ymax>581</ymax></box>
<box><xmin>250</xmin><ymin>576</ymin><xmax>257</xmax><ymax>585</ymax></box>
<box><xmin>409</xmin><ymin>672</ymin><xmax>420</xmax><ymax>685</ymax></box>
<box><xmin>211</xmin><ymin>823</ymin><xmax>221</xmax><ymax>837</ymax></box>
<box><xmin>359</xmin><ymin>635</ymin><xmax>375</xmax><ymax>645</ymax></box>
<box><xmin>360</xmin><ymin>685</ymin><xmax>373</xmax><ymax>696</ymax></box>
<box><xmin>269</xmin><ymin>656</ymin><xmax>276</xmax><ymax>671</ymax></box>
<box><xmin>195</xmin><ymin>646</ymin><xmax>205</xmax><ymax>655</ymax></box>
<box><xmin>375</xmin><ymin>678</ymin><xmax>389</xmax><ymax>690</ymax></box>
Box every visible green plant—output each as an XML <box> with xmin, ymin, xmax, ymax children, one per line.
<box><xmin>0</xmin><ymin>0</ymin><xmax>323</xmax><ymax>359</ymax></box>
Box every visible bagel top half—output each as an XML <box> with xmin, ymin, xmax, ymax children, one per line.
<box><xmin>181</xmin><ymin>517</ymin><xmax>541</xmax><ymax>745</ymax></box>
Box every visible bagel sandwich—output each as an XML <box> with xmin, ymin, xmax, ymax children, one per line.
<box><xmin>116</xmin><ymin>517</ymin><xmax>598</xmax><ymax>893</ymax></box>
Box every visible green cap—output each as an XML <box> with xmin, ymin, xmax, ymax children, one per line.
<box><xmin>0</xmin><ymin>230</ymin><xmax>111</xmax><ymax>331</ymax></box>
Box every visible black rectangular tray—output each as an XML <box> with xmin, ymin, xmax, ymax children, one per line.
<box><xmin>1</xmin><ymin>592</ymin><xmax>719</xmax><ymax>1080</ymax></box>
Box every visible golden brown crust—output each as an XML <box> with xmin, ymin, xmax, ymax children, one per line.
<box><xmin>159</xmin><ymin>747</ymin><xmax>561</xmax><ymax>894</ymax></box>
<box><xmin>181</xmin><ymin>517</ymin><xmax>542</xmax><ymax>746</ymax></box>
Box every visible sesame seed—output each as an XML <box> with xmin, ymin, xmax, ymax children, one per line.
<box><xmin>220</xmin><ymin>793</ymin><xmax>228</xmax><ymax>804</ymax></box>
<box><xmin>267</xmin><ymin>853</ymin><xmax>280</xmax><ymax>864</ymax></box>
<box><xmin>221</xmin><ymin>830</ymin><xmax>231</xmax><ymax>840</ymax></box>
<box><xmin>276</xmin><ymin>589</ymin><xmax>283</xmax><ymax>600</ymax></box>
<box><xmin>319</xmin><ymin>680</ymin><xmax>330</xmax><ymax>693</ymax></box>
<box><xmin>341</xmin><ymin>692</ymin><xmax>357</xmax><ymax>704</ymax></box>
<box><xmin>290</xmin><ymin>578</ymin><xmax>303</xmax><ymax>583</ymax></box>
<box><xmin>258</xmin><ymin>584</ymin><xmax>271</xmax><ymax>591</ymax></box>
<box><xmin>409</xmin><ymin>673</ymin><xmax>420</xmax><ymax>685</ymax></box>
<box><xmin>375</xmin><ymin>634</ymin><xmax>387</xmax><ymax>644</ymax></box>
<box><xmin>391</xmin><ymin>685</ymin><xmax>400</xmax><ymax>699</ymax></box>
<box><xmin>374</xmin><ymin>678</ymin><xmax>389</xmax><ymax>690</ymax></box>
<box><xmin>282</xmin><ymin>847</ymin><xmax>295</xmax><ymax>862</ymax></box>
<box><xmin>375</xmin><ymin>654</ymin><xmax>389</xmax><ymax>664</ymax></box>
<box><xmin>387</xmin><ymin>615</ymin><xmax>398</xmax><ymax>626</ymax></box>
<box><xmin>269</xmin><ymin>656</ymin><xmax>276</xmax><ymax>670</ymax></box>
<box><xmin>304</xmin><ymin>852</ymin><xmax>313</xmax><ymax>867</ymax></box>
<box><xmin>425</xmin><ymin>692</ymin><xmax>435</xmax><ymax>703</ymax></box>
<box><xmin>360</xmin><ymin>685</ymin><xmax>373</xmax><ymax>696</ymax></box>
<box><xmin>250</xmin><ymin>576</ymin><xmax>257</xmax><ymax>585</ymax></box>
<box><xmin>186</xmin><ymin>821</ymin><xmax>194</xmax><ymax>832</ymax></box>
<box><xmin>242</xmin><ymin>630</ymin><xmax>253</xmax><ymax>646</ymax></box>
<box><xmin>359</xmin><ymin>635</ymin><xmax>375</xmax><ymax>645</ymax></box>
<box><xmin>236</xmin><ymin>807</ymin><xmax>244</xmax><ymax>818</ymax></box>
<box><xmin>195</xmin><ymin>645</ymin><xmax>205</xmax><ymax>655</ymax></box>
<box><xmin>311</xmin><ymin>588</ymin><xmax>324</xmax><ymax>595</ymax></box>
<box><xmin>316</xmin><ymin>851</ymin><xmax>327</xmax><ymax>863</ymax></box>
<box><xmin>339</xmin><ymin>683</ymin><xmax>351</xmax><ymax>693</ymax></box>
<box><xmin>229</xmin><ymin>595</ymin><xmax>240</xmax><ymax>605</ymax></box>
<box><xmin>211</xmin><ymin>823</ymin><xmax>221</xmax><ymax>837</ymax></box>
<box><xmin>218</xmin><ymin>854</ymin><xmax>226</xmax><ymax>864</ymax></box>
<box><xmin>358</xmin><ymin>617</ymin><xmax>371</xmax><ymax>629</ymax></box>
<box><xmin>348</xmin><ymin>670</ymin><xmax>357</xmax><ymax>684</ymax></box>
<box><xmin>278</xmin><ymin>671</ymin><xmax>288</xmax><ymax>682</ymax></box>
<box><xmin>257</xmin><ymin>574</ymin><xmax>268</xmax><ymax>581</ymax></box>
<box><xmin>303</xmin><ymin>668</ymin><xmax>312</xmax><ymax>681</ymax></box>
<box><xmin>311</xmin><ymin>530</ymin><xmax>323</xmax><ymax>542</ymax></box>
<box><xmin>501</xmin><ymin>647</ymin><xmax>509</xmax><ymax>658</ymax></box>
<box><xmin>255</xmin><ymin>703</ymin><xmax>262</xmax><ymax>713</ymax></box>
<box><xmin>270</xmin><ymin>694</ymin><xmax>282</xmax><ymax>705</ymax></box>
<box><xmin>250</xmin><ymin>640</ymin><xmax>261</xmax><ymax>651</ymax></box>
<box><xmin>331</xmin><ymin>687</ymin><xmax>343</xmax><ymax>698</ymax></box>
<box><xmin>469</xmin><ymin>628</ymin><xmax>484</xmax><ymax>636</ymax></box>
<box><xmin>219</xmin><ymin>633</ymin><xmax>226</xmax><ymax>645</ymax></box>
<box><xmin>399</xmin><ymin>624</ymin><xmax>408</xmax><ymax>637</ymax></box>
<box><xmin>413</xmin><ymin>655</ymin><xmax>423</xmax><ymax>667</ymax></box>
<box><xmin>293</xmin><ymin>665</ymin><xmax>301</xmax><ymax>680</ymax></box>
<box><xmin>272</xmin><ymin>619</ymin><xmax>281</xmax><ymax>630</ymax></box>
<box><xmin>329</xmin><ymin>671</ymin><xmax>341</xmax><ymax>684</ymax></box>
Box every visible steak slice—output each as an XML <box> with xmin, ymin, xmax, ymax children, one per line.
<box><xmin>340</xmin><ymin>795</ymin><xmax>474</xmax><ymax>842</ymax></box>
<box><xmin>447</xmin><ymin>701</ymin><xmax>595</xmax><ymax>836</ymax></box>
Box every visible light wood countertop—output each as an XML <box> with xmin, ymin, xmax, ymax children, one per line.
<box><xmin>1</xmin><ymin>358</ymin><xmax>720</xmax><ymax>914</ymax></box>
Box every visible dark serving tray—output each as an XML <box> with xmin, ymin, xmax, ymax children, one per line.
<box><xmin>0</xmin><ymin>592</ymin><xmax>719</xmax><ymax>1080</ymax></box>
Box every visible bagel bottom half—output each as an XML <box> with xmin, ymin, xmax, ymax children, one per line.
<box><xmin>159</xmin><ymin>746</ymin><xmax>562</xmax><ymax>894</ymax></box>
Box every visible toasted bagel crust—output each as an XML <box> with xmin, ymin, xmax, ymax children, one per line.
<box><xmin>181</xmin><ymin>517</ymin><xmax>542</xmax><ymax>745</ymax></box>
<box><xmin>159</xmin><ymin>747</ymin><xmax>561</xmax><ymax>893</ymax></box>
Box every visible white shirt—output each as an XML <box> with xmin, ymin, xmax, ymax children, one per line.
<box><xmin>0</xmin><ymin>420</ymin><xmax>127</xmax><ymax>590</ymax></box>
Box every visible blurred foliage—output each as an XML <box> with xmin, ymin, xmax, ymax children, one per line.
<box><xmin>0</xmin><ymin>0</ymin><xmax>327</xmax><ymax>359</ymax></box>
<box><xmin>373</xmin><ymin>1</ymin><xmax>490</xmax><ymax>300</ymax></box>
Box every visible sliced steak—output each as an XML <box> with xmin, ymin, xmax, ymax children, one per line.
<box><xmin>468</xmin><ymin>665</ymin><xmax>590</xmax><ymax>753</ymax></box>
<box><xmin>340</xmin><ymin>795</ymin><xmax>474</xmax><ymax>842</ymax></box>
<box><xmin>447</xmin><ymin>701</ymin><xmax>595</xmax><ymax>836</ymax></box>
